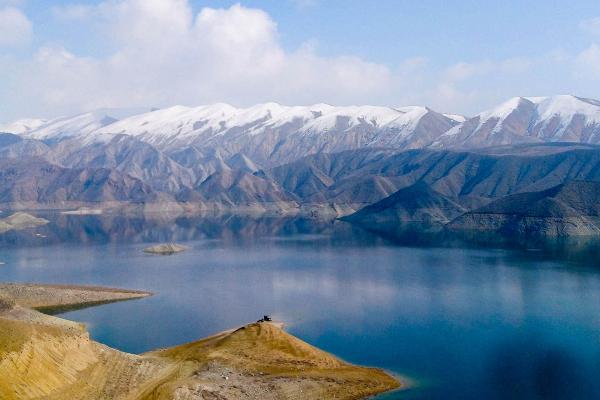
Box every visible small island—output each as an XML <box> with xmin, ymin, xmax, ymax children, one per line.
<box><xmin>143</xmin><ymin>243</ymin><xmax>188</xmax><ymax>255</ymax></box>
<box><xmin>0</xmin><ymin>212</ymin><xmax>49</xmax><ymax>233</ymax></box>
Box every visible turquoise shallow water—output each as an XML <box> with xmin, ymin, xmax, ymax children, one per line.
<box><xmin>1</xmin><ymin>214</ymin><xmax>600</xmax><ymax>399</ymax></box>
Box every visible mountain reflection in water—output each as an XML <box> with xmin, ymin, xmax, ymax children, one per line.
<box><xmin>1</xmin><ymin>213</ymin><xmax>600</xmax><ymax>399</ymax></box>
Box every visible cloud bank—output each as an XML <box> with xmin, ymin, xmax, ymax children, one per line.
<box><xmin>2</xmin><ymin>0</ymin><xmax>397</xmax><ymax>120</ymax></box>
<box><xmin>0</xmin><ymin>6</ymin><xmax>31</xmax><ymax>47</ymax></box>
<box><xmin>1</xmin><ymin>0</ymin><xmax>600</xmax><ymax>121</ymax></box>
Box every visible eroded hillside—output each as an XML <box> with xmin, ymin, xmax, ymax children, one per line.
<box><xmin>0</xmin><ymin>284</ymin><xmax>400</xmax><ymax>400</ymax></box>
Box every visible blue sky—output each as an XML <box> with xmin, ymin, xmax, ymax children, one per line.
<box><xmin>1</xmin><ymin>0</ymin><xmax>600</xmax><ymax>121</ymax></box>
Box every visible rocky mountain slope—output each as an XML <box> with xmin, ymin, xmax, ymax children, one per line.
<box><xmin>342</xmin><ymin>182</ymin><xmax>466</xmax><ymax>224</ymax></box>
<box><xmin>177</xmin><ymin>168</ymin><xmax>299</xmax><ymax>212</ymax></box>
<box><xmin>54</xmin><ymin>134</ymin><xmax>196</xmax><ymax>193</ymax></box>
<box><xmin>0</xmin><ymin>133</ymin><xmax>53</xmax><ymax>161</ymax></box>
<box><xmin>268</xmin><ymin>144</ymin><xmax>600</xmax><ymax>210</ymax></box>
<box><xmin>448</xmin><ymin>181</ymin><xmax>600</xmax><ymax>236</ymax></box>
<box><xmin>1</xmin><ymin>138</ymin><xmax>600</xmax><ymax>219</ymax></box>
<box><xmin>0</xmin><ymin>158</ymin><xmax>157</xmax><ymax>206</ymax></box>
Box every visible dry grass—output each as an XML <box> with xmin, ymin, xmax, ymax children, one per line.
<box><xmin>0</xmin><ymin>296</ymin><xmax>15</xmax><ymax>312</ymax></box>
<box><xmin>0</xmin><ymin>314</ymin><xmax>172</xmax><ymax>400</ymax></box>
<box><xmin>143</xmin><ymin>322</ymin><xmax>401</xmax><ymax>400</ymax></box>
<box><xmin>0</xmin><ymin>284</ymin><xmax>401</xmax><ymax>400</ymax></box>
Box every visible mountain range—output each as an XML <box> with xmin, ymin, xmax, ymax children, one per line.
<box><xmin>5</xmin><ymin>95</ymin><xmax>600</xmax><ymax>155</ymax></box>
<box><xmin>2</xmin><ymin>94</ymin><xmax>600</xmax><ymax>236</ymax></box>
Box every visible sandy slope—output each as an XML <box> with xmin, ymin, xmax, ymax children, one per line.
<box><xmin>144</xmin><ymin>322</ymin><xmax>400</xmax><ymax>399</ymax></box>
<box><xmin>0</xmin><ymin>284</ymin><xmax>401</xmax><ymax>400</ymax></box>
<box><xmin>0</xmin><ymin>306</ymin><xmax>172</xmax><ymax>400</ymax></box>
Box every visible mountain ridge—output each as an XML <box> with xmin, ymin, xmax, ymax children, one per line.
<box><xmin>342</xmin><ymin>181</ymin><xmax>467</xmax><ymax>224</ymax></box>
<box><xmin>6</xmin><ymin>95</ymin><xmax>600</xmax><ymax>154</ymax></box>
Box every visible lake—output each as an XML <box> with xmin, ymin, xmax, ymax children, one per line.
<box><xmin>2</xmin><ymin>213</ymin><xmax>600</xmax><ymax>399</ymax></box>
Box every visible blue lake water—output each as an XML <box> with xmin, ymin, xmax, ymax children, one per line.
<box><xmin>2</xmin><ymin>214</ymin><xmax>600</xmax><ymax>399</ymax></box>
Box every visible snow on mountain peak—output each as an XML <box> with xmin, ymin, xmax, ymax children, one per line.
<box><xmin>13</xmin><ymin>95</ymin><xmax>600</xmax><ymax>152</ymax></box>
<box><xmin>526</xmin><ymin>95</ymin><xmax>600</xmax><ymax>123</ymax></box>
<box><xmin>19</xmin><ymin>111</ymin><xmax>118</xmax><ymax>141</ymax></box>
<box><xmin>475</xmin><ymin>95</ymin><xmax>600</xmax><ymax>125</ymax></box>
<box><xmin>90</xmin><ymin>103</ymin><xmax>442</xmax><ymax>143</ymax></box>
<box><xmin>443</xmin><ymin>114</ymin><xmax>467</xmax><ymax>123</ymax></box>
<box><xmin>300</xmin><ymin>105</ymin><xmax>413</xmax><ymax>133</ymax></box>
<box><xmin>478</xmin><ymin>97</ymin><xmax>527</xmax><ymax>122</ymax></box>
<box><xmin>385</xmin><ymin>106</ymin><xmax>430</xmax><ymax>132</ymax></box>
<box><xmin>0</xmin><ymin>118</ymin><xmax>48</xmax><ymax>134</ymax></box>
<box><xmin>435</xmin><ymin>94</ymin><xmax>600</xmax><ymax>146</ymax></box>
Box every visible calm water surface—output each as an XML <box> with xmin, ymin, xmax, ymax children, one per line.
<box><xmin>1</xmin><ymin>214</ymin><xmax>600</xmax><ymax>399</ymax></box>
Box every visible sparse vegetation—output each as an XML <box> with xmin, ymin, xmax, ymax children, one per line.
<box><xmin>0</xmin><ymin>284</ymin><xmax>400</xmax><ymax>400</ymax></box>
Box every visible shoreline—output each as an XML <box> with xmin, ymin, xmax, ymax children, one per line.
<box><xmin>0</xmin><ymin>201</ymin><xmax>359</xmax><ymax>218</ymax></box>
<box><xmin>0</xmin><ymin>282</ymin><xmax>402</xmax><ymax>400</ymax></box>
<box><xmin>34</xmin><ymin>296</ymin><xmax>150</xmax><ymax>315</ymax></box>
<box><xmin>0</xmin><ymin>282</ymin><xmax>152</xmax><ymax>312</ymax></box>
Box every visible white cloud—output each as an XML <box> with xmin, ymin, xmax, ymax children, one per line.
<box><xmin>3</xmin><ymin>0</ymin><xmax>600</xmax><ymax>122</ymax></box>
<box><xmin>443</xmin><ymin>61</ymin><xmax>493</xmax><ymax>82</ymax></box>
<box><xmin>0</xmin><ymin>6</ymin><xmax>32</xmax><ymax>47</ymax></box>
<box><xmin>576</xmin><ymin>43</ymin><xmax>600</xmax><ymax>79</ymax></box>
<box><xmin>1</xmin><ymin>1</ymin><xmax>399</xmax><ymax>120</ymax></box>
<box><xmin>52</xmin><ymin>4</ymin><xmax>96</xmax><ymax>20</ymax></box>
<box><xmin>421</xmin><ymin>56</ymin><xmax>549</xmax><ymax>115</ymax></box>
<box><xmin>580</xmin><ymin>17</ymin><xmax>600</xmax><ymax>36</ymax></box>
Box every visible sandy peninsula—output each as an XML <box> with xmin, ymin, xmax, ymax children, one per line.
<box><xmin>0</xmin><ymin>283</ymin><xmax>151</xmax><ymax>314</ymax></box>
<box><xmin>0</xmin><ymin>283</ymin><xmax>401</xmax><ymax>400</ymax></box>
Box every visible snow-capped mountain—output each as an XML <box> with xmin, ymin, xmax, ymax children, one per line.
<box><xmin>91</xmin><ymin>103</ymin><xmax>456</xmax><ymax>156</ymax></box>
<box><xmin>6</xmin><ymin>95</ymin><xmax>600</xmax><ymax>168</ymax></box>
<box><xmin>434</xmin><ymin>95</ymin><xmax>600</xmax><ymax>147</ymax></box>
<box><xmin>18</xmin><ymin>111</ymin><xmax>118</xmax><ymax>142</ymax></box>
<box><xmin>0</xmin><ymin>118</ymin><xmax>48</xmax><ymax>134</ymax></box>
<box><xmin>11</xmin><ymin>103</ymin><xmax>456</xmax><ymax>166</ymax></box>
<box><xmin>2</xmin><ymin>95</ymin><xmax>600</xmax><ymax>215</ymax></box>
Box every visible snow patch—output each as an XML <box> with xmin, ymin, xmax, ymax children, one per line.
<box><xmin>0</xmin><ymin>118</ymin><xmax>48</xmax><ymax>134</ymax></box>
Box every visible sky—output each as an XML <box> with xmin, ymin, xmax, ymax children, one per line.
<box><xmin>1</xmin><ymin>0</ymin><xmax>600</xmax><ymax>122</ymax></box>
